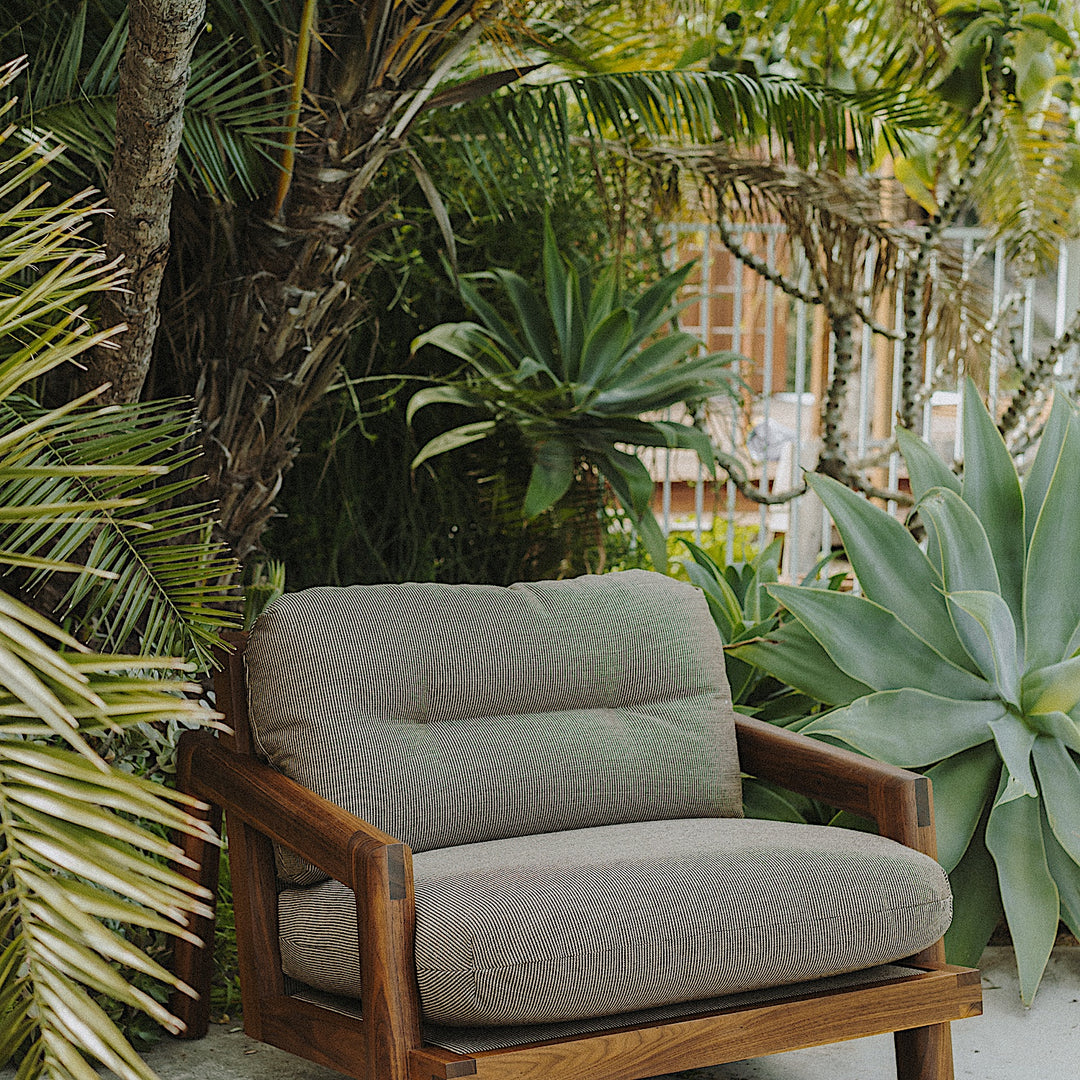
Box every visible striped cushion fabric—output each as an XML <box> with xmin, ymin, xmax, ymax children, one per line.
<box><xmin>246</xmin><ymin>571</ymin><xmax>742</xmax><ymax>885</ymax></box>
<box><xmin>278</xmin><ymin>817</ymin><xmax>953</xmax><ymax>1027</ymax></box>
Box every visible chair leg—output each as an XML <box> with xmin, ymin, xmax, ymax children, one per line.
<box><xmin>170</xmin><ymin>751</ymin><xmax>223</xmax><ymax>1040</ymax></box>
<box><xmin>894</xmin><ymin>1022</ymin><xmax>954</xmax><ymax>1080</ymax></box>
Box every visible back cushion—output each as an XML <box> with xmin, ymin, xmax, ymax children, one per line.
<box><xmin>245</xmin><ymin>570</ymin><xmax>742</xmax><ymax>884</ymax></box>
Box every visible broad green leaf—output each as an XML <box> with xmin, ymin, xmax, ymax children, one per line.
<box><xmin>742</xmin><ymin>778</ymin><xmax>816</xmax><ymax>824</ymax></box>
<box><xmin>542</xmin><ymin>214</ymin><xmax>571</xmax><ymax>361</ymax></box>
<box><xmin>800</xmin><ymin>690</ymin><xmax>1002</xmax><ymax>767</ymax></box>
<box><xmin>682</xmin><ymin>551</ymin><xmax>743</xmax><ymax>641</ymax></box>
<box><xmin>484</xmin><ymin>268</ymin><xmax>555</xmax><ymax>371</ymax></box>
<box><xmin>1025</xmin><ymin>406</ymin><xmax>1080</xmax><ymax>671</ymax></box>
<box><xmin>985</xmin><ymin>786</ymin><xmax>1059</xmax><ymax>1004</ymax></box>
<box><xmin>917</xmin><ymin>487</ymin><xmax>1001</xmax><ymax>594</ymax></box>
<box><xmin>456</xmin><ymin>272</ymin><xmax>526</xmax><ymax>358</ymax></box>
<box><xmin>743</xmin><ymin>538</ymin><xmax>783</xmax><ymax>624</ymax></box>
<box><xmin>1042</xmin><ymin>807</ymin><xmax>1080</xmax><ymax>940</ymax></box>
<box><xmin>411</xmin><ymin>322</ymin><xmax>511</xmax><ymax>370</ymax></box>
<box><xmin>988</xmin><ymin>714</ymin><xmax>1038</xmax><ymax>800</ymax></box>
<box><xmin>1023</xmin><ymin>655</ymin><xmax>1080</xmax><ymax>716</ymax></box>
<box><xmin>1020</xmin><ymin>11</ymin><xmax>1075</xmax><ymax>48</ymax></box>
<box><xmin>1021</xmin><ymin>388</ymin><xmax>1072</xmax><ymax>546</ymax></box>
<box><xmin>523</xmin><ymin>438</ymin><xmax>576</xmax><ymax>518</ymax></box>
<box><xmin>896</xmin><ymin>426</ymin><xmax>960</xmax><ymax>501</ymax></box>
<box><xmin>404</xmin><ymin>385</ymin><xmax>483</xmax><ymax>425</ymax></box>
<box><xmin>728</xmin><ymin>618</ymin><xmax>873</xmax><ymax>705</ymax></box>
<box><xmin>768</xmin><ymin>585</ymin><xmax>997</xmax><ymax>700</ymax></box>
<box><xmin>960</xmin><ymin>379</ymin><xmax>1025</xmax><ymax>622</ymax></box>
<box><xmin>594</xmin><ymin>449</ymin><xmax>667</xmax><ymax>567</ymax></box>
<box><xmin>1032</xmin><ymin>710</ymin><xmax>1080</xmax><ymax>754</ymax></box>
<box><xmin>927</xmin><ymin>742</ymin><xmax>1002</xmax><ymax>872</ymax></box>
<box><xmin>805</xmin><ymin>472</ymin><xmax>972</xmax><ymax>669</ymax></box>
<box><xmin>410</xmin><ymin>421</ymin><xmax>497</xmax><ymax>469</ymax></box>
<box><xmin>945</xmin><ymin>590</ymin><xmax>1020</xmax><ymax>707</ymax></box>
<box><xmin>944</xmin><ymin>815</ymin><xmax>1002</xmax><ymax>966</ymax></box>
<box><xmin>1032</xmin><ymin>736</ymin><xmax>1080</xmax><ymax>864</ymax></box>
<box><xmin>578</xmin><ymin>308</ymin><xmax>633</xmax><ymax>389</ymax></box>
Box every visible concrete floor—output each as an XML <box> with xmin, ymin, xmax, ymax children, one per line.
<box><xmin>33</xmin><ymin>946</ymin><xmax>1073</xmax><ymax>1080</ymax></box>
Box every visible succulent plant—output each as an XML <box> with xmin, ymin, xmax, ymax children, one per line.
<box><xmin>733</xmin><ymin>379</ymin><xmax>1080</xmax><ymax>1003</ymax></box>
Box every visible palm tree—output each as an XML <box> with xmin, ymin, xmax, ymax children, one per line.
<box><xmin>0</xmin><ymin>0</ymin><xmax>932</xmax><ymax>562</ymax></box>
<box><xmin>0</xmin><ymin>59</ymin><xmax>239</xmax><ymax>1079</ymax></box>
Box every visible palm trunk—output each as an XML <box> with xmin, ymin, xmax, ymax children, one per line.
<box><xmin>83</xmin><ymin>0</ymin><xmax>205</xmax><ymax>405</ymax></box>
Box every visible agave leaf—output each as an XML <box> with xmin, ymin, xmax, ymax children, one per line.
<box><xmin>523</xmin><ymin>438</ymin><xmax>576</xmax><ymax>518</ymax></box>
<box><xmin>742</xmin><ymin>779</ymin><xmax>815</xmax><ymax>823</ymax></box>
<box><xmin>578</xmin><ymin>308</ymin><xmax>633</xmax><ymax>390</ymax></box>
<box><xmin>728</xmin><ymin>619</ymin><xmax>874</xmax><ymax>706</ymax></box>
<box><xmin>1022</xmin><ymin>387</ymin><xmax>1073</xmax><ymax>546</ymax></box>
<box><xmin>768</xmin><ymin>584</ymin><xmax>996</xmax><ymax>699</ymax></box>
<box><xmin>681</xmin><ymin>547</ymin><xmax>743</xmax><ymax>641</ymax></box>
<box><xmin>917</xmin><ymin>486</ymin><xmax>1001</xmax><ymax>587</ymax></box>
<box><xmin>1042</xmin><ymin>805</ymin><xmax>1080</xmax><ymax>940</ymax></box>
<box><xmin>988</xmin><ymin>714</ymin><xmax>1039</xmax><ymax>800</ymax></box>
<box><xmin>743</xmin><ymin>538</ymin><xmax>783</xmax><ymax>624</ymax></box>
<box><xmin>594</xmin><ymin>448</ymin><xmax>667</xmax><ymax>568</ymax></box>
<box><xmin>926</xmin><ymin>742</ymin><xmax>1002</xmax><ymax>873</ymax></box>
<box><xmin>985</xmin><ymin>786</ymin><xmax>1059</xmax><ymax>1005</ymax></box>
<box><xmin>1022</xmin><ymin>655</ymin><xmax>1080</xmax><ymax>716</ymax></box>
<box><xmin>805</xmin><ymin>473</ymin><xmax>972</xmax><ymax>670</ymax></box>
<box><xmin>455</xmin><ymin>273</ymin><xmax>526</xmax><ymax>359</ymax></box>
<box><xmin>960</xmin><ymin>378</ymin><xmax>1026</xmax><ymax>619</ymax></box>
<box><xmin>944</xmin><ymin>814</ymin><xmax>1002</xmax><ymax>966</ymax></box>
<box><xmin>410</xmin><ymin>420</ymin><xmax>497</xmax><ymax>469</ymax></box>
<box><xmin>1039</xmin><ymin>709</ymin><xmax>1080</xmax><ymax>754</ymax></box>
<box><xmin>542</xmin><ymin>214</ymin><xmax>571</xmax><ymax>364</ymax></box>
<box><xmin>1024</xmin><ymin>405</ymin><xmax>1080</xmax><ymax>671</ymax></box>
<box><xmin>1031</xmin><ymin>736</ymin><xmax>1080</xmax><ymax>864</ymax></box>
<box><xmin>404</xmin><ymin>385</ymin><xmax>483</xmax><ymax>425</ymax></box>
<box><xmin>896</xmin><ymin>426</ymin><xmax>961</xmax><ymax>501</ymax></box>
<box><xmin>484</xmin><ymin>269</ymin><xmax>555</xmax><ymax>372</ymax></box>
<box><xmin>799</xmin><ymin>690</ymin><xmax>1002</xmax><ymax>767</ymax></box>
<box><xmin>945</xmin><ymin>590</ymin><xmax>1021</xmax><ymax>707</ymax></box>
<box><xmin>411</xmin><ymin>322</ymin><xmax>510</xmax><ymax>369</ymax></box>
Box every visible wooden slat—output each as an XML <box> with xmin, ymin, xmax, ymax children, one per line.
<box><xmin>256</xmin><ymin>995</ymin><xmax>368</xmax><ymax>1077</ymax></box>
<box><xmin>411</xmin><ymin>967</ymin><xmax>982</xmax><ymax>1080</ymax></box>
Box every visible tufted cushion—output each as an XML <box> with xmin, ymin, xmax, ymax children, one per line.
<box><xmin>278</xmin><ymin>817</ymin><xmax>953</xmax><ymax>1027</ymax></box>
<box><xmin>246</xmin><ymin>571</ymin><xmax>742</xmax><ymax>884</ymax></box>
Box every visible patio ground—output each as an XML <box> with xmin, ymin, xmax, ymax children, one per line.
<box><xmin>36</xmin><ymin>945</ymin><xmax>1075</xmax><ymax>1080</ymax></box>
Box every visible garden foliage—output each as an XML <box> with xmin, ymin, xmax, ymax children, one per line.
<box><xmin>407</xmin><ymin>219</ymin><xmax>740</xmax><ymax>567</ymax></box>
<box><xmin>0</xmin><ymin>62</ymin><xmax>235</xmax><ymax>1079</ymax></box>
<box><xmin>734</xmin><ymin>379</ymin><xmax>1080</xmax><ymax>1003</ymax></box>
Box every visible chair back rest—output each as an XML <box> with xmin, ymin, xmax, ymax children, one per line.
<box><xmin>245</xmin><ymin>570</ymin><xmax>742</xmax><ymax>884</ymax></box>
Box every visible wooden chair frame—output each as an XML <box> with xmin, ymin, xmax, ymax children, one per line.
<box><xmin>172</xmin><ymin>633</ymin><xmax>982</xmax><ymax>1080</ymax></box>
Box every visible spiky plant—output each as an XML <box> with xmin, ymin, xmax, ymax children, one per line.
<box><xmin>734</xmin><ymin>378</ymin><xmax>1080</xmax><ymax>1004</ymax></box>
<box><xmin>407</xmin><ymin>219</ymin><xmax>740</xmax><ymax>567</ymax></box>
<box><xmin>0</xmin><ymin>61</ymin><xmax>234</xmax><ymax>1078</ymax></box>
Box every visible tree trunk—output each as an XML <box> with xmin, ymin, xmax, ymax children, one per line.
<box><xmin>83</xmin><ymin>0</ymin><xmax>205</xmax><ymax>405</ymax></box>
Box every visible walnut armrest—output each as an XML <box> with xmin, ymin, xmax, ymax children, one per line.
<box><xmin>734</xmin><ymin>715</ymin><xmax>936</xmax><ymax>858</ymax></box>
<box><xmin>176</xmin><ymin>730</ymin><xmax>405</xmax><ymax>884</ymax></box>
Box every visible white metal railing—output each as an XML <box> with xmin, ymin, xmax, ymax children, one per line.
<box><xmin>647</xmin><ymin>223</ymin><xmax>1080</xmax><ymax>582</ymax></box>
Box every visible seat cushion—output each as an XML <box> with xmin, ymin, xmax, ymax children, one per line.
<box><xmin>246</xmin><ymin>571</ymin><xmax>742</xmax><ymax>884</ymax></box>
<box><xmin>277</xmin><ymin>817</ymin><xmax>953</xmax><ymax>1027</ymax></box>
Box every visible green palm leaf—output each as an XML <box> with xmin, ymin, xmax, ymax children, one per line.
<box><xmin>0</xmin><ymin>398</ymin><xmax>238</xmax><ymax>666</ymax></box>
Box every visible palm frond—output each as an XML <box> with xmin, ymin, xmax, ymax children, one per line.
<box><xmin>975</xmin><ymin>100</ymin><xmax>1077</xmax><ymax>270</ymax></box>
<box><xmin>0</xmin><ymin>597</ymin><xmax>218</xmax><ymax>1080</ymax></box>
<box><xmin>0</xmin><ymin>398</ymin><xmax>240</xmax><ymax>667</ymax></box>
<box><xmin>421</xmin><ymin>68</ymin><xmax>940</xmax><ymax>199</ymax></box>
<box><xmin>4</xmin><ymin>7</ymin><xmax>288</xmax><ymax>203</ymax></box>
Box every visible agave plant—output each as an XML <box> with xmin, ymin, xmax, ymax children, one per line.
<box><xmin>407</xmin><ymin>219</ymin><xmax>740</xmax><ymax>567</ymax></box>
<box><xmin>0</xmin><ymin>63</ymin><xmax>232</xmax><ymax>1079</ymax></box>
<box><xmin>733</xmin><ymin>378</ymin><xmax>1080</xmax><ymax>1003</ymax></box>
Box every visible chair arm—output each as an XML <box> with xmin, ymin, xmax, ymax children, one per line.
<box><xmin>176</xmin><ymin>729</ymin><xmax>405</xmax><ymax>884</ymax></box>
<box><xmin>733</xmin><ymin>714</ymin><xmax>937</xmax><ymax>859</ymax></box>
